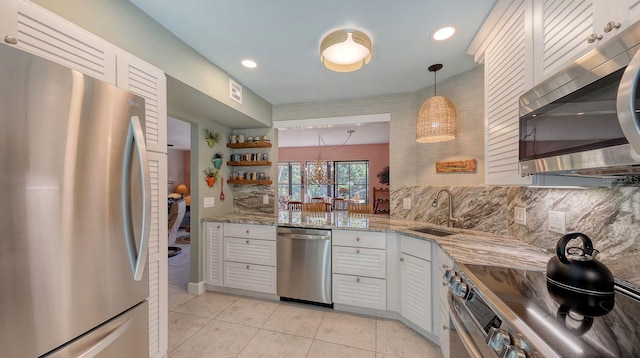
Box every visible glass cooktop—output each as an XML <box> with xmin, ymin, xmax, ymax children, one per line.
<box><xmin>464</xmin><ymin>264</ymin><xmax>640</xmax><ymax>358</ymax></box>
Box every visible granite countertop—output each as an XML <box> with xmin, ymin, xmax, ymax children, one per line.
<box><xmin>204</xmin><ymin>211</ymin><xmax>553</xmax><ymax>270</ymax></box>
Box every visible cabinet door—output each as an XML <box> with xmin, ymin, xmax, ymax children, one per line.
<box><xmin>1</xmin><ymin>1</ymin><xmax>116</xmax><ymax>84</ymax></box>
<box><xmin>224</xmin><ymin>223</ymin><xmax>276</xmax><ymax>241</ymax></box>
<box><xmin>400</xmin><ymin>254</ymin><xmax>432</xmax><ymax>332</ymax></box>
<box><xmin>116</xmin><ymin>50</ymin><xmax>167</xmax><ymax>153</ymax></box>
<box><xmin>332</xmin><ymin>274</ymin><xmax>386</xmax><ymax>310</ymax></box>
<box><xmin>332</xmin><ymin>246</ymin><xmax>386</xmax><ymax>279</ymax></box>
<box><xmin>146</xmin><ymin>151</ymin><xmax>167</xmax><ymax>358</ymax></box>
<box><xmin>436</xmin><ymin>248</ymin><xmax>454</xmax><ymax>358</ymax></box>
<box><xmin>540</xmin><ymin>0</ymin><xmax>598</xmax><ymax>78</ymax></box>
<box><xmin>204</xmin><ymin>222</ymin><xmax>224</xmax><ymax>286</ymax></box>
<box><xmin>224</xmin><ymin>237</ymin><xmax>276</xmax><ymax>266</ymax></box>
<box><xmin>485</xmin><ymin>0</ymin><xmax>533</xmax><ymax>185</ymax></box>
<box><xmin>224</xmin><ymin>261</ymin><xmax>277</xmax><ymax>294</ymax></box>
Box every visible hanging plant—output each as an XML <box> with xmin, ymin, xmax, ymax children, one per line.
<box><xmin>202</xmin><ymin>128</ymin><xmax>221</xmax><ymax>147</ymax></box>
<box><xmin>377</xmin><ymin>166</ymin><xmax>389</xmax><ymax>185</ymax></box>
<box><xmin>212</xmin><ymin>152</ymin><xmax>224</xmax><ymax>169</ymax></box>
<box><xmin>203</xmin><ymin>167</ymin><xmax>219</xmax><ymax>187</ymax></box>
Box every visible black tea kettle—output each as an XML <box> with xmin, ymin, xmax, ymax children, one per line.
<box><xmin>546</xmin><ymin>232</ymin><xmax>614</xmax><ymax>295</ymax></box>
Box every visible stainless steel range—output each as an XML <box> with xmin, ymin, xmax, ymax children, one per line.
<box><xmin>444</xmin><ymin>263</ymin><xmax>640</xmax><ymax>357</ymax></box>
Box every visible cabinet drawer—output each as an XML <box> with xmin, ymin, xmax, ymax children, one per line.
<box><xmin>332</xmin><ymin>274</ymin><xmax>386</xmax><ymax>310</ymax></box>
<box><xmin>223</xmin><ymin>261</ymin><xmax>276</xmax><ymax>294</ymax></box>
<box><xmin>400</xmin><ymin>236</ymin><xmax>432</xmax><ymax>261</ymax></box>
<box><xmin>224</xmin><ymin>237</ymin><xmax>276</xmax><ymax>266</ymax></box>
<box><xmin>224</xmin><ymin>223</ymin><xmax>276</xmax><ymax>240</ymax></box>
<box><xmin>332</xmin><ymin>246</ymin><xmax>386</xmax><ymax>279</ymax></box>
<box><xmin>332</xmin><ymin>230</ymin><xmax>386</xmax><ymax>249</ymax></box>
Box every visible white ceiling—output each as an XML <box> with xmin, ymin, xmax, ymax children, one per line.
<box><xmin>129</xmin><ymin>0</ymin><xmax>496</xmax><ymax>105</ymax></box>
<box><xmin>278</xmin><ymin>122</ymin><xmax>390</xmax><ymax>148</ymax></box>
<box><xmin>146</xmin><ymin>1</ymin><xmax>496</xmax><ymax>147</ymax></box>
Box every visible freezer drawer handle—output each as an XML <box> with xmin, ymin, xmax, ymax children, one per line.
<box><xmin>78</xmin><ymin>317</ymin><xmax>133</xmax><ymax>358</ymax></box>
<box><xmin>122</xmin><ymin>115</ymin><xmax>151</xmax><ymax>281</ymax></box>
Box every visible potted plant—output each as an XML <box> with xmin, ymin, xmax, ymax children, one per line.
<box><xmin>203</xmin><ymin>167</ymin><xmax>219</xmax><ymax>187</ymax></box>
<box><xmin>212</xmin><ymin>152</ymin><xmax>223</xmax><ymax>169</ymax></box>
<box><xmin>202</xmin><ymin>128</ymin><xmax>221</xmax><ymax>148</ymax></box>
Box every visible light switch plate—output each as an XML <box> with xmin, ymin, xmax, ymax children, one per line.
<box><xmin>514</xmin><ymin>207</ymin><xmax>526</xmax><ymax>225</ymax></box>
<box><xmin>204</xmin><ymin>197</ymin><xmax>215</xmax><ymax>208</ymax></box>
<box><xmin>263</xmin><ymin>194</ymin><xmax>269</xmax><ymax>204</ymax></box>
<box><xmin>548</xmin><ymin>210</ymin><xmax>566</xmax><ymax>234</ymax></box>
<box><xmin>403</xmin><ymin>198</ymin><xmax>412</xmax><ymax>209</ymax></box>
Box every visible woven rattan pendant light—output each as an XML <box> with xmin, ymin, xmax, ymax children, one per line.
<box><xmin>416</xmin><ymin>64</ymin><xmax>456</xmax><ymax>143</ymax></box>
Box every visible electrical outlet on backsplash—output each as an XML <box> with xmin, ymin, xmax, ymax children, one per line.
<box><xmin>390</xmin><ymin>184</ymin><xmax>640</xmax><ymax>286</ymax></box>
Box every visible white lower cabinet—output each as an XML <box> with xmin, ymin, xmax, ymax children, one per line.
<box><xmin>400</xmin><ymin>236</ymin><xmax>432</xmax><ymax>333</ymax></box>
<box><xmin>204</xmin><ymin>222</ymin><xmax>224</xmax><ymax>286</ymax></box>
<box><xmin>224</xmin><ymin>261</ymin><xmax>277</xmax><ymax>294</ymax></box>
<box><xmin>332</xmin><ymin>273</ymin><xmax>386</xmax><ymax>310</ymax></box>
<box><xmin>436</xmin><ymin>247</ymin><xmax>454</xmax><ymax>358</ymax></box>
<box><xmin>332</xmin><ymin>230</ymin><xmax>387</xmax><ymax>310</ymax></box>
<box><xmin>204</xmin><ymin>223</ymin><xmax>277</xmax><ymax>295</ymax></box>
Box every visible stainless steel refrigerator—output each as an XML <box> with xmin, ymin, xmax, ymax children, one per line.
<box><xmin>0</xmin><ymin>44</ymin><xmax>151</xmax><ymax>357</ymax></box>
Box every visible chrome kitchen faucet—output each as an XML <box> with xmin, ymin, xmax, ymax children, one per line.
<box><xmin>433</xmin><ymin>189</ymin><xmax>458</xmax><ymax>228</ymax></box>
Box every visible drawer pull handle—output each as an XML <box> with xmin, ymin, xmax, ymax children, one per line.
<box><xmin>246</xmin><ymin>265</ymin><xmax>250</xmax><ymax>269</ymax></box>
<box><xmin>356</xmin><ymin>237</ymin><xmax>360</xmax><ymax>242</ymax></box>
<box><xmin>246</xmin><ymin>230</ymin><xmax>250</xmax><ymax>234</ymax></box>
<box><xmin>4</xmin><ymin>35</ymin><xmax>17</xmax><ymax>45</ymax></box>
<box><xmin>400</xmin><ymin>257</ymin><xmax>405</xmax><ymax>262</ymax></box>
<box><xmin>217</xmin><ymin>225</ymin><xmax>220</xmax><ymax>229</ymax></box>
<box><xmin>356</xmin><ymin>249</ymin><xmax>360</xmax><ymax>254</ymax></box>
<box><xmin>604</xmin><ymin>21</ymin><xmax>621</xmax><ymax>33</ymax></box>
<box><xmin>587</xmin><ymin>33</ymin><xmax>602</xmax><ymax>43</ymax></box>
<box><xmin>246</xmin><ymin>240</ymin><xmax>250</xmax><ymax>244</ymax></box>
<box><xmin>356</xmin><ymin>278</ymin><xmax>361</xmax><ymax>283</ymax></box>
<box><xmin>443</xmin><ymin>325</ymin><xmax>448</xmax><ymax>331</ymax></box>
<box><xmin>442</xmin><ymin>264</ymin><xmax>448</xmax><ymax>269</ymax></box>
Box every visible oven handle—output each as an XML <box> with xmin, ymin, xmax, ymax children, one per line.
<box><xmin>448</xmin><ymin>295</ymin><xmax>485</xmax><ymax>358</ymax></box>
<box><xmin>617</xmin><ymin>47</ymin><xmax>640</xmax><ymax>155</ymax></box>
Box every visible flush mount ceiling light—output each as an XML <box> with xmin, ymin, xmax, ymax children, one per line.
<box><xmin>320</xmin><ymin>29</ymin><xmax>372</xmax><ymax>72</ymax></box>
<box><xmin>433</xmin><ymin>26</ymin><xmax>455</xmax><ymax>41</ymax></box>
<box><xmin>416</xmin><ymin>64</ymin><xmax>457</xmax><ymax>143</ymax></box>
<box><xmin>241</xmin><ymin>59</ymin><xmax>257</xmax><ymax>68</ymax></box>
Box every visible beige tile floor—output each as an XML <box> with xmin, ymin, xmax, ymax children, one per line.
<box><xmin>168</xmin><ymin>237</ymin><xmax>444</xmax><ymax>358</ymax></box>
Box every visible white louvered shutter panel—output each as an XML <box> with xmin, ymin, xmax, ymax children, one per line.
<box><xmin>629</xmin><ymin>0</ymin><xmax>640</xmax><ymax>19</ymax></box>
<box><xmin>116</xmin><ymin>50</ymin><xmax>167</xmax><ymax>153</ymax></box>
<box><xmin>541</xmin><ymin>0</ymin><xmax>596</xmax><ymax>78</ymax></box>
<box><xmin>485</xmin><ymin>0</ymin><xmax>532</xmax><ymax>185</ymax></box>
<box><xmin>10</xmin><ymin>1</ymin><xmax>116</xmax><ymax>84</ymax></box>
<box><xmin>147</xmin><ymin>151</ymin><xmax>167</xmax><ymax>358</ymax></box>
<box><xmin>205</xmin><ymin>222</ymin><xmax>224</xmax><ymax>286</ymax></box>
<box><xmin>400</xmin><ymin>254</ymin><xmax>432</xmax><ymax>333</ymax></box>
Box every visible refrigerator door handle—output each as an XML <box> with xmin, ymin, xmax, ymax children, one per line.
<box><xmin>122</xmin><ymin>115</ymin><xmax>151</xmax><ymax>281</ymax></box>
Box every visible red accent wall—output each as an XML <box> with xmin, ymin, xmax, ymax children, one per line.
<box><xmin>278</xmin><ymin>143</ymin><xmax>389</xmax><ymax>201</ymax></box>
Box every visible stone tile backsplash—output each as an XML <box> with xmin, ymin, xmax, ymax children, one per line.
<box><xmin>391</xmin><ymin>185</ymin><xmax>640</xmax><ymax>286</ymax></box>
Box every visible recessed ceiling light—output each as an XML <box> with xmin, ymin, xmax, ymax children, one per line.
<box><xmin>242</xmin><ymin>59</ymin><xmax>257</xmax><ymax>68</ymax></box>
<box><xmin>433</xmin><ymin>27</ymin><xmax>455</xmax><ymax>41</ymax></box>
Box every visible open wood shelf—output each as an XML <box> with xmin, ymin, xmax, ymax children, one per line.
<box><xmin>227</xmin><ymin>179</ymin><xmax>273</xmax><ymax>185</ymax></box>
<box><xmin>227</xmin><ymin>160</ymin><xmax>272</xmax><ymax>167</ymax></box>
<box><xmin>227</xmin><ymin>141</ymin><xmax>272</xmax><ymax>148</ymax></box>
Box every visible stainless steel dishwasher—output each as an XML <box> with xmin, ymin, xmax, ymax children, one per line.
<box><xmin>277</xmin><ymin>226</ymin><xmax>332</xmax><ymax>305</ymax></box>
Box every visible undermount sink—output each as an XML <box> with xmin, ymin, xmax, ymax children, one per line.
<box><xmin>410</xmin><ymin>227</ymin><xmax>455</xmax><ymax>237</ymax></box>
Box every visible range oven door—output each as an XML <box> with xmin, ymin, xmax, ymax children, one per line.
<box><xmin>448</xmin><ymin>294</ymin><xmax>497</xmax><ymax>358</ymax></box>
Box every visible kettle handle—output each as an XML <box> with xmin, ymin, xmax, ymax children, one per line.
<box><xmin>556</xmin><ymin>232</ymin><xmax>594</xmax><ymax>264</ymax></box>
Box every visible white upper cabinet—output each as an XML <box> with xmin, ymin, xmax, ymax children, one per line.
<box><xmin>116</xmin><ymin>50</ymin><xmax>168</xmax><ymax>153</ymax></box>
<box><xmin>538</xmin><ymin>0</ymin><xmax>640</xmax><ymax>79</ymax></box>
<box><xmin>483</xmin><ymin>0</ymin><xmax>534</xmax><ymax>185</ymax></box>
<box><xmin>0</xmin><ymin>1</ymin><xmax>116</xmax><ymax>85</ymax></box>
